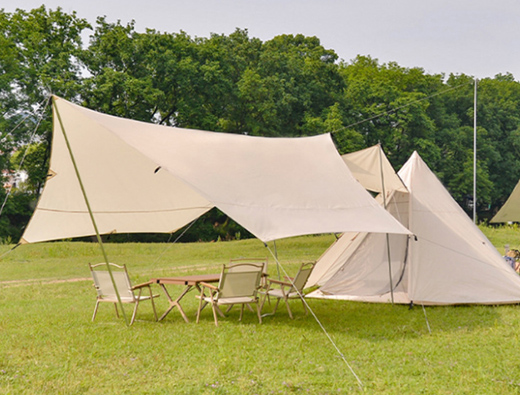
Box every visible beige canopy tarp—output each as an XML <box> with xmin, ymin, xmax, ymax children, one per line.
<box><xmin>20</xmin><ymin>97</ymin><xmax>410</xmax><ymax>244</ymax></box>
<box><xmin>308</xmin><ymin>148</ymin><xmax>520</xmax><ymax>305</ymax></box>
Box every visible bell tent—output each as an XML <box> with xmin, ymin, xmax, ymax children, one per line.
<box><xmin>307</xmin><ymin>146</ymin><xmax>520</xmax><ymax>305</ymax></box>
<box><xmin>491</xmin><ymin>179</ymin><xmax>520</xmax><ymax>224</ymax></box>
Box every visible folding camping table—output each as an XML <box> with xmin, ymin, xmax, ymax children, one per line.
<box><xmin>151</xmin><ymin>274</ymin><xmax>220</xmax><ymax>323</ymax></box>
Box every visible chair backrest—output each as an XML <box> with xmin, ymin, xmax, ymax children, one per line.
<box><xmin>229</xmin><ymin>257</ymin><xmax>268</xmax><ymax>276</ymax></box>
<box><xmin>89</xmin><ymin>263</ymin><xmax>135</xmax><ymax>302</ymax></box>
<box><xmin>218</xmin><ymin>263</ymin><xmax>263</xmax><ymax>300</ymax></box>
<box><xmin>290</xmin><ymin>262</ymin><xmax>316</xmax><ymax>292</ymax></box>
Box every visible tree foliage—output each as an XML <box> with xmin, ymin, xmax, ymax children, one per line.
<box><xmin>1</xmin><ymin>7</ymin><xmax>520</xmax><ymax>241</ymax></box>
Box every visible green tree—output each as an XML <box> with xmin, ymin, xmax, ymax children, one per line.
<box><xmin>81</xmin><ymin>18</ymin><xmax>165</xmax><ymax>121</ymax></box>
<box><xmin>8</xmin><ymin>6</ymin><xmax>90</xmax><ymax>106</ymax></box>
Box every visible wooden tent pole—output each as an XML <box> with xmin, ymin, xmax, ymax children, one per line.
<box><xmin>52</xmin><ymin>96</ymin><xmax>129</xmax><ymax>326</ymax></box>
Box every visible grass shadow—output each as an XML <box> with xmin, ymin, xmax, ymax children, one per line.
<box><xmin>255</xmin><ymin>297</ymin><xmax>509</xmax><ymax>341</ymax></box>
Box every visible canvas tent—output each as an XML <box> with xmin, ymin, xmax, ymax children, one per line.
<box><xmin>340</xmin><ymin>144</ymin><xmax>407</xmax><ymax>195</ymax></box>
<box><xmin>20</xmin><ymin>96</ymin><xmax>411</xmax><ymax>245</ymax></box>
<box><xmin>307</xmin><ymin>146</ymin><xmax>520</xmax><ymax>305</ymax></box>
<box><xmin>491</xmin><ymin>179</ymin><xmax>520</xmax><ymax>223</ymax></box>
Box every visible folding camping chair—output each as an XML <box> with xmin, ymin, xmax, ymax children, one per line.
<box><xmin>229</xmin><ymin>257</ymin><xmax>269</xmax><ymax>287</ymax></box>
<box><xmin>225</xmin><ymin>258</ymin><xmax>268</xmax><ymax>313</ymax></box>
<box><xmin>89</xmin><ymin>263</ymin><xmax>159</xmax><ymax>325</ymax></box>
<box><xmin>260</xmin><ymin>262</ymin><xmax>315</xmax><ymax>319</ymax></box>
<box><xmin>195</xmin><ymin>262</ymin><xmax>264</xmax><ymax>326</ymax></box>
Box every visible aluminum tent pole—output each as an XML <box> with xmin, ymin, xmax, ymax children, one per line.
<box><xmin>379</xmin><ymin>143</ymin><xmax>395</xmax><ymax>304</ymax></box>
<box><xmin>473</xmin><ymin>78</ymin><xmax>478</xmax><ymax>223</ymax></box>
<box><xmin>52</xmin><ymin>96</ymin><xmax>129</xmax><ymax>326</ymax></box>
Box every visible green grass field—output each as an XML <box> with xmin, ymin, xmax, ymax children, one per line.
<box><xmin>1</xmin><ymin>227</ymin><xmax>520</xmax><ymax>394</ymax></box>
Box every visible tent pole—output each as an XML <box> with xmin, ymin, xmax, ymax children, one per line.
<box><xmin>379</xmin><ymin>143</ymin><xmax>395</xmax><ymax>304</ymax></box>
<box><xmin>273</xmin><ymin>240</ymin><xmax>281</xmax><ymax>280</ymax></box>
<box><xmin>52</xmin><ymin>96</ymin><xmax>129</xmax><ymax>326</ymax></box>
<box><xmin>473</xmin><ymin>78</ymin><xmax>478</xmax><ymax>223</ymax></box>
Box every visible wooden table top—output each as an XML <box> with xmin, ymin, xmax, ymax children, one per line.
<box><xmin>151</xmin><ymin>274</ymin><xmax>220</xmax><ymax>286</ymax></box>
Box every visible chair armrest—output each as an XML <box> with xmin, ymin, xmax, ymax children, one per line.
<box><xmin>268</xmin><ymin>278</ymin><xmax>291</xmax><ymax>287</ymax></box>
<box><xmin>199</xmin><ymin>282</ymin><xmax>218</xmax><ymax>290</ymax></box>
<box><xmin>132</xmin><ymin>280</ymin><xmax>154</xmax><ymax>290</ymax></box>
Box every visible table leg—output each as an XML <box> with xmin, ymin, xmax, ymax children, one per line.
<box><xmin>158</xmin><ymin>284</ymin><xmax>193</xmax><ymax>323</ymax></box>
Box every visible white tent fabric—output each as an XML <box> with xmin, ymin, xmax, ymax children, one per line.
<box><xmin>21</xmin><ymin>96</ymin><xmax>410</xmax><ymax>244</ymax></box>
<box><xmin>308</xmin><ymin>150</ymin><xmax>520</xmax><ymax>305</ymax></box>
<box><xmin>341</xmin><ymin>145</ymin><xmax>407</xmax><ymax>194</ymax></box>
<box><xmin>490</xmin><ymin>180</ymin><xmax>520</xmax><ymax>223</ymax></box>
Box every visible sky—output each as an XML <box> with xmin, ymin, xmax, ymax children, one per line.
<box><xmin>3</xmin><ymin>0</ymin><xmax>520</xmax><ymax>80</ymax></box>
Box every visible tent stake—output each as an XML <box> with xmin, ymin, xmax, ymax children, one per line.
<box><xmin>52</xmin><ymin>96</ymin><xmax>129</xmax><ymax>326</ymax></box>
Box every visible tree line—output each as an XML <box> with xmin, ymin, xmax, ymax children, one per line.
<box><xmin>1</xmin><ymin>6</ymin><xmax>520</xmax><ymax>243</ymax></box>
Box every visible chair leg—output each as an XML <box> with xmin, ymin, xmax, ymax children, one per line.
<box><xmin>92</xmin><ymin>300</ymin><xmax>100</xmax><ymax>322</ymax></box>
<box><xmin>285</xmin><ymin>298</ymin><xmax>294</xmax><ymax>319</ymax></box>
<box><xmin>300</xmin><ymin>296</ymin><xmax>308</xmax><ymax>315</ymax></box>
<box><xmin>272</xmin><ymin>298</ymin><xmax>281</xmax><ymax>315</ymax></box>
<box><xmin>113</xmin><ymin>302</ymin><xmax>119</xmax><ymax>318</ymax></box>
<box><xmin>256</xmin><ymin>302</ymin><xmax>262</xmax><ymax>324</ymax></box>
<box><xmin>151</xmin><ymin>298</ymin><xmax>158</xmax><ymax>321</ymax></box>
<box><xmin>211</xmin><ymin>303</ymin><xmax>219</xmax><ymax>327</ymax></box>
<box><xmin>239</xmin><ymin>304</ymin><xmax>244</xmax><ymax>321</ymax></box>
<box><xmin>196</xmin><ymin>293</ymin><xmax>204</xmax><ymax>324</ymax></box>
<box><xmin>216</xmin><ymin>306</ymin><xmax>226</xmax><ymax>317</ymax></box>
<box><xmin>149</xmin><ymin>287</ymin><xmax>158</xmax><ymax>321</ymax></box>
<box><xmin>259</xmin><ymin>293</ymin><xmax>267</xmax><ymax>313</ymax></box>
<box><xmin>131</xmin><ymin>300</ymin><xmax>139</xmax><ymax>325</ymax></box>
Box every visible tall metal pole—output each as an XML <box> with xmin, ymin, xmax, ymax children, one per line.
<box><xmin>379</xmin><ymin>144</ymin><xmax>394</xmax><ymax>305</ymax></box>
<box><xmin>473</xmin><ymin>78</ymin><xmax>478</xmax><ymax>223</ymax></box>
<box><xmin>52</xmin><ymin>96</ymin><xmax>129</xmax><ymax>326</ymax></box>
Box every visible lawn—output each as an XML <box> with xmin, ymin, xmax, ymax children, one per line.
<box><xmin>1</xmin><ymin>227</ymin><xmax>520</xmax><ymax>394</ymax></box>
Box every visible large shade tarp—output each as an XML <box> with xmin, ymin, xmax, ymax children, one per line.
<box><xmin>21</xmin><ymin>97</ymin><xmax>410</xmax><ymax>244</ymax></box>
<box><xmin>21</xmin><ymin>102</ymin><xmax>214</xmax><ymax>244</ymax></box>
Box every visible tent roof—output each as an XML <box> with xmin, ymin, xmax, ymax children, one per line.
<box><xmin>341</xmin><ymin>145</ymin><xmax>407</xmax><ymax>194</ymax></box>
<box><xmin>490</xmin><ymin>179</ymin><xmax>520</xmax><ymax>223</ymax></box>
<box><xmin>21</xmin><ymin>96</ymin><xmax>410</xmax><ymax>244</ymax></box>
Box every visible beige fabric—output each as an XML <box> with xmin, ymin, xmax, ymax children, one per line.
<box><xmin>400</xmin><ymin>152</ymin><xmax>520</xmax><ymax>305</ymax></box>
<box><xmin>342</xmin><ymin>145</ymin><xmax>407</xmax><ymax>194</ymax></box>
<box><xmin>491</xmin><ymin>181</ymin><xmax>520</xmax><ymax>223</ymax></box>
<box><xmin>307</xmin><ymin>190</ymin><xmax>410</xmax><ymax>297</ymax></box>
<box><xmin>308</xmin><ymin>150</ymin><xmax>520</xmax><ymax>305</ymax></box>
<box><xmin>308</xmin><ymin>289</ymin><xmax>411</xmax><ymax>304</ymax></box>
<box><xmin>21</xmin><ymin>97</ymin><xmax>410</xmax><ymax>244</ymax></box>
<box><xmin>21</xmin><ymin>99</ymin><xmax>213</xmax><ymax>244</ymax></box>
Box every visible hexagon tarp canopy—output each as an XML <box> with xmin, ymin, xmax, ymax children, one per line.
<box><xmin>21</xmin><ymin>97</ymin><xmax>410</xmax><ymax>244</ymax></box>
